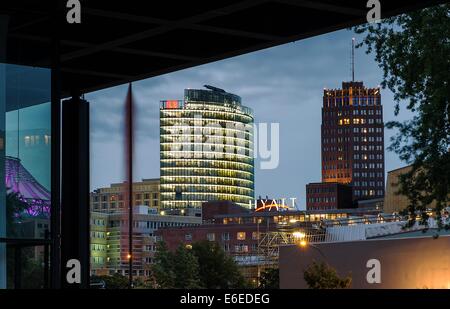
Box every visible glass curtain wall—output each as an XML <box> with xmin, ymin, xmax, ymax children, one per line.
<box><xmin>1</xmin><ymin>14</ymin><xmax>52</xmax><ymax>289</ymax></box>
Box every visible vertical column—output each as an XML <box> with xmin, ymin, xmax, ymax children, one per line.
<box><xmin>50</xmin><ymin>0</ymin><xmax>63</xmax><ymax>289</ymax></box>
<box><xmin>0</xmin><ymin>14</ymin><xmax>9</xmax><ymax>290</ymax></box>
<box><xmin>60</xmin><ymin>95</ymin><xmax>90</xmax><ymax>288</ymax></box>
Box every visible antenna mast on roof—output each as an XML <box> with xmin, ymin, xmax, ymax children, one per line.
<box><xmin>351</xmin><ymin>38</ymin><xmax>355</xmax><ymax>82</ymax></box>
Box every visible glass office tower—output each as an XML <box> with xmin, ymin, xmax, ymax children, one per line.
<box><xmin>160</xmin><ymin>86</ymin><xmax>254</xmax><ymax>209</ymax></box>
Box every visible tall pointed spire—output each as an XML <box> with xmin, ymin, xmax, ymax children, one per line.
<box><xmin>352</xmin><ymin>37</ymin><xmax>355</xmax><ymax>82</ymax></box>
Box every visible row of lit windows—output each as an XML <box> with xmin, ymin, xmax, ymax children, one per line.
<box><xmin>161</xmin><ymin>144</ymin><xmax>252</xmax><ymax>156</ymax></box>
<box><xmin>161</xmin><ymin>140</ymin><xmax>252</xmax><ymax>151</ymax></box>
<box><xmin>353</xmin><ymin>140</ymin><xmax>383</xmax><ymax>149</ymax></box>
<box><xmin>24</xmin><ymin>134</ymin><xmax>51</xmax><ymax>146</ymax></box>
<box><xmin>160</xmin><ymin>117</ymin><xmax>253</xmax><ymax>129</ymax></box>
<box><xmin>160</xmin><ymin>193</ymin><xmax>251</xmax><ymax>206</ymax></box>
<box><xmin>161</xmin><ymin>176</ymin><xmax>254</xmax><ymax>188</ymax></box>
<box><xmin>91</xmin><ymin>244</ymin><xmax>107</xmax><ymax>252</ymax></box>
<box><xmin>200</xmin><ymin>231</ymin><xmax>260</xmax><ymax>242</ymax></box>
<box><xmin>324</xmin><ymin>96</ymin><xmax>381</xmax><ymax>107</ymax></box>
<box><xmin>91</xmin><ymin>231</ymin><xmax>106</xmax><ymax>239</ymax></box>
<box><xmin>323</xmin><ymin>154</ymin><xmax>384</xmax><ymax>164</ymax></box>
<box><xmin>323</xmin><ymin>145</ymin><xmax>383</xmax><ymax>153</ymax></box>
<box><xmin>161</xmin><ymin>150</ymin><xmax>252</xmax><ymax>161</ymax></box>
<box><xmin>323</xmin><ymin>128</ymin><xmax>383</xmax><ymax>138</ymax></box>
<box><xmin>108</xmin><ymin>219</ymin><xmax>196</xmax><ymax>230</ymax></box>
<box><xmin>323</xmin><ymin>163</ymin><xmax>350</xmax><ymax>170</ymax></box>
<box><xmin>91</xmin><ymin>193</ymin><xmax>158</xmax><ymax>203</ymax></box>
<box><xmin>308</xmin><ymin>197</ymin><xmax>337</xmax><ymax>203</ymax></box>
<box><xmin>353</xmin><ymin>154</ymin><xmax>384</xmax><ymax>160</ymax></box>
<box><xmin>307</xmin><ymin>186</ymin><xmax>337</xmax><ymax>194</ymax></box>
<box><xmin>160</xmin><ymin>111</ymin><xmax>253</xmax><ymax>124</ymax></box>
<box><xmin>160</xmin><ymin>184</ymin><xmax>253</xmax><ymax>195</ymax></box>
<box><xmin>323</xmin><ymin>108</ymin><xmax>382</xmax><ymax>118</ymax></box>
<box><xmin>161</xmin><ymin>135</ymin><xmax>252</xmax><ymax>147</ymax></box>
<box><xmin>162</xmin><ymin>103</ymin><xmax>252</xmax><ymax>117</ymax></box>
<box><xmin>161</xmin><ymin>127</ymin><xmax>252</xmax><ymax>139</ymax></box>
<box><xmin>161</xmin><ymin>167</ymin><xmax>253</xmax><ymax>180</ymax></box>
<box><xmin>92</xmin><ymin>200</ymin><xmax>159</xmax><ymax>210</ymax></box>
<box><xmin>337</xmin><ymin>118</ymin><xmax>383</xmax><ymax>126</ymax></box>
<box><xmin>324</xmin><ymin>173</ymin><xmax>351</xmax><ymax>179</ymax></box>
<box><xmin>353</xmin><ymin>135</ymin><xmax>383</xmax><ymax>142</ymax></box>
<box><xmin>353</xmin><ymin>181</ymin><xmax>384</xmax><ymax>187</ymax></box>
<box><xmin>353</xmin><ymin>171</ymin><xmax>384</xmax><ymax>178</ymax></box>
<box><xmin>354</xmin><ymin>190</ymin><xmax>384</xmax><ymax>197</ymax></box>
<box><xmin>161</xmin><ymin>157</ymin><xmax>253</xmax><ymax>169</ymax></box>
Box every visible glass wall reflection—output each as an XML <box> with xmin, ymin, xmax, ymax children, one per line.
<box><xmin>0</xmin><ymin>63</ymin><xmax>51</xmax><ymax>288</ymax></box>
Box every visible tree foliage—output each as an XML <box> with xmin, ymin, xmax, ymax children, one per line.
<box><xmin>304</xmin><ymin>261</ymin><xmax>351</xmax><ymax>289</ymax></box>
<box><xmin>91</xmin><ymin>273</ymin><xmax>129</xmax><ymax>289</ymax></box>
<box><xmin>6</xmin><ymin>191</ymin><xmax>30</xmax><ymax>237</ymax></box>
<box><xmin>258</xmin><ymin>267</ymin><xmax>279</xmax><ymax>289</ymax></box>
<box><xmin>192</xmin><ymin>240</ymin><xmax>248</xmax><ymax>289</ymax></box>
<box><xmin>151</xmin><ymin>240</ymin><xmax>248</xmax><ymax>289</ymax></box>
<box><xmin>354</xmin><ymin>4</ymin><xmax>450</xmax><ymax>227</ymax></box>
<box><xmin>151</xmin><ymin>241</ymin><xmax>177</xmax><ymax>288</ymax></box>
<box><xmin>152</xmin><ymin>241</ymin><xmax>202</xmax><ymax>289</ymax></box>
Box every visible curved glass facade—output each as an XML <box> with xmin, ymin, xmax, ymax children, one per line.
<box><xmin>160</xmin><ymin>88</ymin><xmax>254</xmax><ymax>209</ymax></box>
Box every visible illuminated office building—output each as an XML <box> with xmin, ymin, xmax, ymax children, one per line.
<box><xmin>160</xmin><ymin>85</ymin><xmax>254</xmax><ymax>209</ymax></box>
<box><xmin>321</xmin><ymin>81</ymin><xmax>385</xmax><ymax>200</ymax></box>
<box><xmin>90</xmin><ymin>178</ymin><xmax>160</xmax><ymax>213</ymax></box>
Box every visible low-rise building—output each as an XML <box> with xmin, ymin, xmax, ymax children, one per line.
<box><xmin>306</xmin><ymin>182</ymin><xmax>354</xmax><ymax>210</ymax></box>
<box><xmin>156</xmin><ymin>201</ymin><xmax>382</xmax><ymax>284</ymax></box>
<box><xmin>90</xmin><ymin>206</ymin><xmax>201</xmax><ymax>278</ymax></box>
<box><xmin>90</xmin><ymin>178</ymin><xmax>160</xmax><ymax>213</ymax></box>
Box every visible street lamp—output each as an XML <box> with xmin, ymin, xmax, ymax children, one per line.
<box><xmin>293</xmin><ymin>231</ymin><xmax>306</xmax><ymax>239</ymax></box>
<box><xmin>298</xmin><ymin>239</ymin><xmax>326</xmax><ymax>259</ymax></box>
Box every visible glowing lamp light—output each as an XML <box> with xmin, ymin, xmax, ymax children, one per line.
<box><xmin>299</xmin><ymin>240</ymin><xmax>307</xmax><ymax>247</ymax></box>
<box><xmin>293</xmin><ymin>231</ymin><xmax>306</xmax><ymax>239</ymax></box>
<box><xmin>127</xmin><ymin>254</ymin><xmax>132</xmax><ymax>260</ymax></box>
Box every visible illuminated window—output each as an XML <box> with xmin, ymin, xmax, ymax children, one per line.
<box><xmin>237</xmin><ymin>232</ymin><xmax>246</xmax><ymax>240</ymax></box>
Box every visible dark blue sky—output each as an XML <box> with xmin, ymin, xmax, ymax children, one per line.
<box><xmin>87</xmin><ymin>28</ymin><xmax>412</xmax><ymax>209</ymax></box>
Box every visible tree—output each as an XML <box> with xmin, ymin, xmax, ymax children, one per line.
<box><xmin>173</xmin><ymin>245</ymin><xmax>202</xmax><ymax>289</ymax></box>
<box><xmin>303</xmin><ymin>261</ymin><xmax>351</xmax><ymax>289</ymax></box>
<box><xmin>151</xmin><ymin>241</ymin><xmax>177</xmax><ymax>288</ymax></box>
<box><xmin>6</xmin><ymin>191</ymin><xmax>30</xmax><ymax>237</ymax></box>
<box><xmin>151</xmin><ymin>241</ymin><xmax>248</xmax><ymax>289</ymax></box>
<box><xmin>191</xmin><ymin>241</ymin><xmax>248</xmax><ymax>289</ymax></box>
<box><xmin>91</xmin><ymin>273</ymin><xmax>128</xmax><ymax>289</ymax></box>
<box><xmin>353</xmin><ymin>4</ymin><xmax>450</xmax><ymax>227</ymax></box>
<box><xmin>258</xmin><ymin>268</ymin><xmax>279</xmax><ymax>289</ymax></box>
<box><xmin>151</xmin><ymin>241</ymin><xmax>202</xmax><ymax>289</ymax></box>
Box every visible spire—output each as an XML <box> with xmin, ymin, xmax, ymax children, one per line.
<box><xmin>351</xmin><ymin>37</ymin><xmax>355</xmax><ymax>82</ymax></box>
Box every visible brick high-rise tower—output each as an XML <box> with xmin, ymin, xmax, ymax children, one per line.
<box><xmin>321</xmin><ymin>81</ymin><xmax>385</xmax><ymax>200</ymax></box>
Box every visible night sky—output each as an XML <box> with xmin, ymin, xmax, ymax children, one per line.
<box><xmin>87</xmin><ymin>28</ymin><xmax>413</xmax><ymax>209</ymax></box>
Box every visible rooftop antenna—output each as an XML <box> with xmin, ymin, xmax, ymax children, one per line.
<box><xmin>351</xmin><ymin>37</ymin><xmax>355</xmax><ymax>82</ymax></box>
